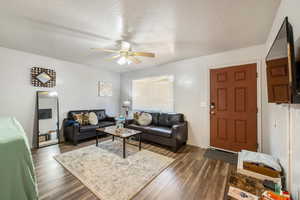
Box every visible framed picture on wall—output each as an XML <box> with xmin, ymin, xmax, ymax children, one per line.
<box><xmin>31</xmin><ymin>67</ymin><xmax>56</xmax><ymax>88</ymax></box>
<box><xmin>98</xmin><ymin>81</ymin><xmax>113</xmax><ymax>97</ymax></box>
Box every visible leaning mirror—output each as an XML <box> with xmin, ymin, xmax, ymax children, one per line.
<box><xmin>36</xmin><ymin>91</ymin><xmax>59</xmax><ymax>148</ymax></box>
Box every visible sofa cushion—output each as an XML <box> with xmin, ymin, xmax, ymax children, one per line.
<box><xmin>91</xmin><ymin>110</ymin><xmax>107</xmax><ymax>121</ymax></box>
<box><xmin>147</xmin><ymin>112</ymin><xmax>160</xmax><ymax>126</ymax></box>
<box><xmin>98</xmin><ymin>121</ymin><xmax>116</xmax><ymax>128</ymax></box>
<box><xmin>98</xmin><ymin>121</ymin><xmax>115</xmax><ymax>128</ymax></box>
<box><xmin>127</xmin><ymin>124</ymin><xmax>150</xmax><ymax>132</ymax></box>
<box><xmin>146</xmin><ymin>126</ymin><xmax>172</xmax><ymax>138</ymax></box>
<box><xmin>158</xmin><ymin>113</ymin><xmax>184</xmax><ymax>127</ymax></box>
<box><xmin>80</xmin><ymin>125</ymin><xmax>99</xmax><ymax>132</ymax></box>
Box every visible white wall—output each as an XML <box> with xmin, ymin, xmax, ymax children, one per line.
<box><xmin>0</xmin><ymin>46</ymin><xmax>120</xmax><ymax>147</ymax></box>
<box><xmin>263</xmin><ymin>0</ymin><xmax>300</xmax><ymax>198</ymax></box>
<box><xmin>121</xmin><ymin>45</ymin><xmax>265</xmax><ymax>148</ymax></box>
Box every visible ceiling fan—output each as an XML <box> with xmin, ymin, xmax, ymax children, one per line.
<box><xmin>91</xmin><ymin>41</ymin><xmax>155</xmax><ymax>65</ymax></box>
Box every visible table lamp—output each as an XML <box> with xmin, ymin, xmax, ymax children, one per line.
<box><xmin>122</xmin><ymin>100</ymin><xmax>131</xmax><ymax>118</ymax></box>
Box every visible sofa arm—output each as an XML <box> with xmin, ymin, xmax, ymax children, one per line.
<box><xmin>172</xmin><ymin>122</ymin><xmax>188</xmax><ymax>142</ymax></box>
<box><xmin>105</xmin><ymin>116</ymin><xmax>116</xmax><ymax>122</ymax></box>
<box><xmin>64</xmin><ymin>120</ymin><xmax>80</xmax><ymax>145</ymax></box>
<box><xmin>64</xmin><ymin>119</ymin><xmax>77</xmax><ymax>127</ymax></box>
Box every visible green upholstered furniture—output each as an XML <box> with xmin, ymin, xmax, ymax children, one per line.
<box><xmin>0</xmin><ymin>117</ymin><xmax>38</xmax><ymax>200</ymax></box>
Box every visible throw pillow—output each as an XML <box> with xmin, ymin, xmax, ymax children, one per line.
<box><xmin>89</xmin><ymin>112</ymin><xmax>98</xmax><ymax>125</ymax></box>
<box><xmin>133</xmin><ymin>112</ymin><xmax>141</xmax><ymax>124</ymax></box>
<box><xmin>72</xmin><ymin>113</ymin><xmax>89</xmax><ymax>125</ymax></box>
<box><xmin>72</xmin><ymin>113</ymin><xmax>83</xmax><ymax>125</ymax></box>
<box><xmin>64</xmin><ymin>120</ymin><xmax>77</xmax><ymax>127</ymax></box>
<box><xmin>82</xmin><ymin>113</ymin><xmax>90</xmax><ymax>125</ymax></box>
<box><xmin>137</xmin><ymin>112</ymin><xmax>152</xmax><ymax>126</ymax></box>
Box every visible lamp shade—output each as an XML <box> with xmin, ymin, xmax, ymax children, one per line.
<box><xmin>123</xmin><ymin>100</ymin><xmax>131</xmax><ymax>107</ymax></box>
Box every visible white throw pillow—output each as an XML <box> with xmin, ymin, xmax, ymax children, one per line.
<box><xmin>137</xmin><ymin>113</ymin><xmax>152</xmax><ymax>126</ymax></box>
<box><xmin>89</xmin><ymin>112</ymin><xmax>98</xmax><ymax>125</ymax></box>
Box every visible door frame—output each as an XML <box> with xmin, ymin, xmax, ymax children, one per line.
<box><xmin>208</xmin><ymin>59</ymin><xmax>262</xmax><ymax>152</ymax></box>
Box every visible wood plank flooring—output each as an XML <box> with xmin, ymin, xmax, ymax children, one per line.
<box><xmin>32</xmin><ymin>138</ymin><xmax>236</xmax><ymax>200</ymax></box>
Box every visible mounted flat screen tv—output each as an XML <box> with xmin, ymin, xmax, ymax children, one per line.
<box><xmin>266</xmin><ymin>17</ymin><xmax>300</xmax><ymax>104</ymax></box>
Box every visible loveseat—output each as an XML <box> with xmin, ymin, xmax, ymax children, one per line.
<box><xmin>64</xmin><ymin>109</ymin><xmax>115</xmax><ymax>145</ymax></box>
<box><xmin>127</xmin><ymin>112</ymin><xmax>188</xmax><ymax>152</ymax></box>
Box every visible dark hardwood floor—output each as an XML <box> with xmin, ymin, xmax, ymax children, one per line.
<box><xmin>32</xmin><ymin>138</ymin><xmax>236</xmax><ymax>200</ymax></box>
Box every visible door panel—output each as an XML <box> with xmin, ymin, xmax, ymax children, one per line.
<box><xmin>217</xmin><ymin>88</ymin><xmax>227</xmax><ymax>111</ymax></box>
<box><xmin>234</xmin><ymin>87</ymin><xmax>246</xmax><ymax>112</ymax></box>
<box><xmin>234</xmin><ymin>120</ymin><xmax>247</xmax><ymax>143</ymax></box>
<box><xmin>217</xmin><ymin>118</ymin><xmax>228</xmax><ymax>140</ymax></box>
<box><xmin>210</xmin><ymin>64</ymin><xmax>257</xmax><ymax>152</ymax></box>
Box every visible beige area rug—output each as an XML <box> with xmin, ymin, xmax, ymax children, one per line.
<box><xmin>54</xmin><ymin>140</ymin><xmax>174</xmax><ymax>200</ymax></box>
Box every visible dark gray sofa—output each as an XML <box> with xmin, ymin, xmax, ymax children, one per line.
<box><xmin>64</xmin><ymin>109</ymin><xmax>115</xmax><ymax>145</ymax></box>
<box><xmin>127</xmin><ymin>112</ymin><xmax>188</xmax><ymax>152</ymax></box>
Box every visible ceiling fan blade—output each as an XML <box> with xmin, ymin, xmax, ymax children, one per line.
<box><xmin>127</xmin><ymin>56</ymin><xmax>141</xmax><ymax>64</ymax></box>
<box><xmin>91</xmin><ymin>48</ymin><xmax>120</xmax><ymax>53</ymax></box>
<box><xmin>131</xmin><ymin>52</ymin><xmax>155</xmax><ymax>57</ymax></box>
<box><xmin>121</xmin><ymin>41</ymin><xmax>131</xmax><ymax>51</ymax></box>
<box><xmin>105</xmin><ymin>55</ymin><xmax>121</xmax><ymax>60</ymax></box>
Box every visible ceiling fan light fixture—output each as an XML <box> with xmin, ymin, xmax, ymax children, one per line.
<box><xmin>117</xmin><ymin>56</ymin><xmax>127</xmax><ymax>65</ymax></box>
<box><xmin>127</xmin><ymin>58</ymin><xmax>133</xmax><ymax>65</ymax></box>
<box><xmin>121</xmin><ymin>41</ymin><xmax>131</xmax><ymax>51</ymax></box>
<box><xmin>92</xmin><ymin>41</ymin><xmax>155</xmax><ymax>65</ymax></box>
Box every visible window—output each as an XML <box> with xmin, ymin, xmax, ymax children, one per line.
<box><xmin>132</xmin><ymin>75</ymin><xmax>174</xmax><ymax>112</ymax></box>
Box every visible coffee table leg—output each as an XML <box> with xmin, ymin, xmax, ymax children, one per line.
<box><xmin>139</xmin><ymin>134</ymin><xmax>142</xmax><ymax>151</ymax></box>
<box><xmin>96</xmin><ymin>134</ymin><xmax>99</xmax><ymax>147</ymax></box>
<box><xmin>123</xmin><ymin>138</ymin><xmax>126</xmax><ymax>158</ymax></box>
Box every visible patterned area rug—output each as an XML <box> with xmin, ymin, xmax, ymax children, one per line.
<box><xmin>54</xmin><ymin>140</ymin><xmax>174</xmax><ymax>200</ymax></box>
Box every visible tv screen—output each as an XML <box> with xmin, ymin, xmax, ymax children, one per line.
<box><xmin>266</xmin><ymin>17</ymin><xmax>299</xmax><ymax>103</ymax></box>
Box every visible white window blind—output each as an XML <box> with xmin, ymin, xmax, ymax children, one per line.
<box><xmin>132</xmin><ymin>75</ymin><xmax>174</xmax><ymax>112</ymax></box>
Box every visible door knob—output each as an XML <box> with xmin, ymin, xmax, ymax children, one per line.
<box><xmin>210</xmin><ymin>103</ymin><xmax>215</xmax><ymax>109</ymax></box>
<box><xmin>210</xmin><ymin>111</ymin><xmax>215</xmax><ymax>115</ymax></box>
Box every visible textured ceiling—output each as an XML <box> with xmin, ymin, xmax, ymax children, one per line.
<box><xmin>0</xmin><ymin>0</ymin><xmax>281</xmax><ymax>72</ymax></box>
